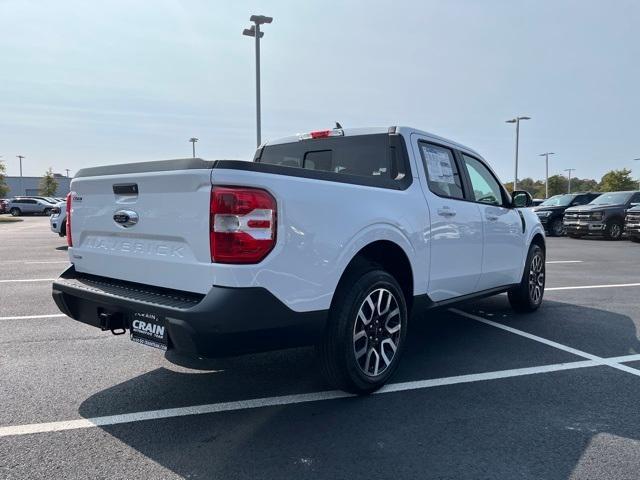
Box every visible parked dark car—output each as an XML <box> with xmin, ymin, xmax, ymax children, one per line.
<box><xmin>0</xmin><ymin>199</ymin><xmax>7</xmax><ymax>214</ymax></box>
<box><xmin>533</xmin><ymin>192</ymin><xmax>600</xmax><ymax>236</ymax></box>
<box><xmin>625</xmin><ymin>205</ymin><xmax>640</xmax><ymax>243</ymax></box>
<box><xmin>563</xmin><ymin>191</ymin><xmax>640</xmax><ymax>240</ymax></box>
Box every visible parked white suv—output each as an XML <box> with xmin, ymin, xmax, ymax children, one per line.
<box><xmin>49</xmin><ymin>200</ymin><xmax>67</xmax><ymax>237</ymax></box>
<box><xmin>52</xmin><ymin>126</ymin><xmax>545</xmax><ymax>393</ymax></box>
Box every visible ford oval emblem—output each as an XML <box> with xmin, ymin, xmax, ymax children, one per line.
<box><xmin>113</xmin><ymin>210</ymin><xmax>139</xmax><ymax>228</ymax></box>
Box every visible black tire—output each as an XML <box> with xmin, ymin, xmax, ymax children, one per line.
<box><xmin>10</xmin><ymin>208</ymin><xmax>21</xmax><ymax>217</ymax></box>
<box><xmin>631</xmin><ymin>236</ymin><xmax>640</xmax><ymax>243</ymax></box>
<box><xmin>43</xmin><ymin>208</ymin><xmax>52</xmax><ymax>216</ymax></box>
<box><xmin>605</xmin><ymin>220</ymin><xmax>623</xmax><ymax>240</ymax></box>
<box><xmin>59</xmin><ymin>222</ymin><xmax>66</xmax><ymax>237</ymax></box>
<box><xmin>508</xmin><ymin>243</ymin><xmax>545</xmax><ymax>313</ymax></box>
<box><xmin>317</xmin><ymin>262</ymin><xmax>408</xmax><ymax>394</ymax></box>
<box><xmin>568</xmin><ymin>233</ymin><xmax>583</xmax><ymax>239</ymax></box>
<box><xmin>549</xmin><ymin>218</ymin><xmax>564</xmax><ymax>237</ymax></box>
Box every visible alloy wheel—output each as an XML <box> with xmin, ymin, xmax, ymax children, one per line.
<box><xmin>352</xmin><ymin>288</ymin><xmax>402</xmax><ymax>377</ymax></box>
<box><xmin>610</xmin><ymin>223</ymin><xmax>622</xmax><ymax>239</ymax></box>
<box><xmin>528</xmin><ymin>253</ymin><xmax>545</xmax><ymax>304</ymax></box>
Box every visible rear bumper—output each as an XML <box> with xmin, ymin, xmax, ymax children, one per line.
<box><xmin>52</xmin><ymin>266</ymin><xmax>327</xmax><ymax>358</ymax></box>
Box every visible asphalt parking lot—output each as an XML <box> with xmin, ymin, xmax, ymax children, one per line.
<box><xmin>1</xmin><ymin>216</ymin><xmax>640</xmax><ymax>479</ymax></box>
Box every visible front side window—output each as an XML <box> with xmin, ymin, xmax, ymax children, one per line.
<box><xmin>418</xmin><ymin>142</ymin><xmax>464</xmax><ymax>200</ymax></box>
<box><xmin>462</xmin><ymin>154</ymin><xmax>504</xmax><ymax>206</ymax></box>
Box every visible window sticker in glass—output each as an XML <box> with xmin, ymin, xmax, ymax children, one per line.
<box><xmin>421</xmin><ymin>145</ymin><xmax>455</xmax><ymax>184</ymax></box>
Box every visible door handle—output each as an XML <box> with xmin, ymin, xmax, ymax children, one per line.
<box><xmin>486</xmin><ymin>214</ymin><xmax>499</xmax><ymax>221</ymax></box>
<box><xmin>437</xmin><ymin>207</ymin><xmax>456</xmax><ymax>217</ymax></box>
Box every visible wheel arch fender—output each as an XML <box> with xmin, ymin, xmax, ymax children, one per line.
<box><xmin>330</xmin><ymin>224</ymin><xmax>423</xmax><ymax>312</ymax></box>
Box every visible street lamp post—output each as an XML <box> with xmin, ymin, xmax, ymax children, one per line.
<box><xmin>538</xmin><ymin>152</ymin><xmax>555</xmax><ymax>198</ymax></box>
<box><xmin>189</xmin><ymin>137</ymin><xmax>198</xmax><ymax>158</ymax></box>
<box><xmin>243</xmin><ymin>14</ymin><xmax>273</xmax><ymax>148</ymax></box>
<box><xmin>564</xmin><ymin>168</ymin><xmax>576</xmax><ymax>194</ymax></box>
<box><xmin>17</xmin><ymin>155</ymin><xmax>25</xmax><ymax>195</ymax></box>
<box><xmin>505</xmin><ymin>116</ymin><xmax>531</xmax><ymax>191</ymax></box>
<box><xmin>65</xmin><ymin>169</ymin><xmax>71</xmax><ymax>178</ymax></box>
<box><xmin>634</xmin><ymin>158</ymin><xmax>640</xmax><ymax>190</ymax></box>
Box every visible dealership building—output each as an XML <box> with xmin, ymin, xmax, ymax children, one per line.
<box><xmin>4</xmin><ymin>175</ymin><xmax>71</xmax><ymax>198</ymax></box>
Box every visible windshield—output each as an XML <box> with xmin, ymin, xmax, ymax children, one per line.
<box><xmin>540</xmin><ymin>194</ymin><xmax>574</xmax><ymax>207</ymax></box>
<box><xmin>589</xmin><ymin>192</ymin><xmax>632</xmax><ymax>205</ymax></box>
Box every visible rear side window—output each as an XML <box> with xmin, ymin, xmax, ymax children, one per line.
<box><xmin>418</xmin><ymin>142</ymin><xmax>464</xmax><ymax>200</ymax></box>
<box><xmin>258</xmin><ymin>134</ymin><xmax>407</xmax><ymax>182</ymax></box>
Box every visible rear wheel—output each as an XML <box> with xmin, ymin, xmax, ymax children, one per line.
<box><xmin>605</xmin><ymin>220</ymin><xmax>623</xmax><ymax>240</ymax></box>
<box><xmin>631</xmin><ymin>236</ymin><xmax>640</xmax><ymax>243</ymax></box>
<box><xmin>508</xmin><ymin>244</ymin><xmax>545</xmax><ymax>313</ymax></box>
<box><xmin>43</xmin><ymin>208</ymin><xmax>52</xmax><ymax>216</ymax></box>
<box><xmin>10</xmin><ymin>208</ymin><xmax>21</xmax><ymax>217</ymax></box>
<box><xmin>318</xmin><ymin>263</ymin><xmax>408</xmax><ymax>394</ymax></box>
<box><xmin>549</xmin><ymin>218</ymin><xmax>564</xmax><ymax>237</ymax></box>
<box><xmin>568</xmin><ymin>233</ymin><xmax>583</xmax><ymax>239</ymax></box>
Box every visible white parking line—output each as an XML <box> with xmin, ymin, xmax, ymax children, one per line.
<box><xmin>0</xmin><ymin>358</ymin><xmax>609</xmax><ymax>438</ymax></box>
<box><xmin>452</xmin><ymin>309</ymin><xmax>640</xmax><ymax>378</ymax></box>
<box><xmin>546</xmin><ymin>260</ymin><xmax>583</xmax><ymax>264</ymax></box>
<box><xmin>546</xmin><ymin>283</ymin><xmax>640</xmax><ymax>291</ymax></box>
<box><xmin>0</xmin><ymin>314</ymin><xmax>67</xmax><ymax>321</ymax></box>
<box><xmin>0</xmin><ymin>278</ymin><xmax>56</xmax><ymax>283</ymax></box>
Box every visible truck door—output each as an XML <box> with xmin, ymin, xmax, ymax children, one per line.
<box><xmin>459</xmin><ymin>153</ymin><xmax>524</xmax><ymax>290</ymax></box>
<box><xmin>411</xmin><ymin>135</ymin><xmax>483</xmax><ymax>302</ymax></box>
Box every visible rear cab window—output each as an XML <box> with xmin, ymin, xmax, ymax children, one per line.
<box><xmin>256</xmin><ymin>133</ymin><xmax>410</xmax><ymax>189</ymax></box>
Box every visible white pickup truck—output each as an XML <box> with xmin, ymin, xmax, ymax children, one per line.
<box><xmin>52</xmin><ymin>126</ymin><xmax>545</xmax><ymax>393</ymax></box>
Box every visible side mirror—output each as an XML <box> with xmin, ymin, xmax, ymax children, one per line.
<box><xmin>512</xmin><ymin>190</ymin><xmax>533</xmax><ymax>208</ymax></box>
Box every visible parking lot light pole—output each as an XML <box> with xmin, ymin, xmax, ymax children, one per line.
<box><xmin>538</xmin><ymin>152</ymin><xmax>555</xmax><ymax>198</ymax></box>
<box><xmin>634</xmin><ymin>158</ymin><xmax>640</xmax><ymax>190</ymax></box>
<box><xmin>564</xmin><ymin>168</ymin><xmax>576</xmax><ymax>194</ymax></box>
<box><xmin>17</xmin><ymin>155</ymin><xmax>25</xmax><ymax>195</ymax></box>
<box><xmin>505</xmin><ymin>116</ymin><xmax>531</xmax><ymax>191</ymax></box>
<box><xmin>243</xmin><ymin>14</ymin><xmax>273</xmax><ymax>148</ymax></box>
<box><xmin>189</xmin><ymin>137</ymin><xmax>198</xmax><ymax>158</ymax></box>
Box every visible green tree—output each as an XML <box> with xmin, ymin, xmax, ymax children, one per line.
<box><xmin>547</xmin><ymin>174</ymin><xmax>569</xmax><ymax>196</ymax></box>
<box><xmin>39</xmin><ymin>168</ymin><xmax>59</xmax><ymax>196</ymax></box>
<box><xmin>599</xmin><ymin>168</ymin><xmax>637</xmax><ymax>192</ymax></box>
<box><xmin>0</xmin><ymin>160</ymin><xmax>9</xmax><ymax>198</ymax></box>
<box><xmin>571</xmin><ymin>178</ymin><xmax>599</xmax><ymax>193</ymax></box>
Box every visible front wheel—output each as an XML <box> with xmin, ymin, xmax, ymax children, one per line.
<box><xmin>549</xmin><ymin>218</ymin><xmax>565</xmax><ymax>237</ymax></box>
<box><xmin>508</xmin><ymin>244</ymin><xmax>545</xmax><ymax>313</ymax></box>
<box><xmin>10</xmin><ymin>208</ymin><xmax>21</xmax><ymax>217</ymax></box>
<box><xmin>318</xmin><ymin>265</ymin><xmax>408</xmax><ymax>394</ymax></box>
<box><xmin>605</xmin><ymin>220</ymin><xmax>623</xmax><ymax>240</ymax></box>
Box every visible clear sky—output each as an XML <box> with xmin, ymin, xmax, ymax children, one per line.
<box><xmin>1</xmin><ymin>0</ymin><xmax>638</xmax><ymax>183</ymax></box>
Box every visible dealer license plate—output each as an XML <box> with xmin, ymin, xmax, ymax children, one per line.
<box><xmin>129</xmin><ymin>312</ymin><xmax>168</xmax><ymax>350</ymax></box>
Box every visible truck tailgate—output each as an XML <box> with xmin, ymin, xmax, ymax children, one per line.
<box><xmin>69</xmin><ymin>168</ymin><xmax>213</xmax><ymax>294</ymax></box>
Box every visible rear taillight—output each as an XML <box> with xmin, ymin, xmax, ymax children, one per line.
<box><xmin>210</xmin><ymin>186</ymin><xmax>276</xmax><ymax>264</ymax></box>
<box><xmin>66</xmin><ymin>192</ymin><xmax>73</xmax><ymax>247</ymax></box>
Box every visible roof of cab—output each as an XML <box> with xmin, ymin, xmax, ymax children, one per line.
<box><xmin>263</xmin><ymin>126</ymin><xmax>483</xmax><ymax>159</ymax></box>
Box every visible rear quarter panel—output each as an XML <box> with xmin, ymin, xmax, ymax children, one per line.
<box><xmin>210</xmin><ymin>167</ymin><xmax>430</xmax><ymax>312</ymax></box>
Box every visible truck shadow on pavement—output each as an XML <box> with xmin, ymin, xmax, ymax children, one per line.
<box><xmin>78</xmin><ymin>298</ymin><xmax>640</xmax><ymax>479</ymax></box>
